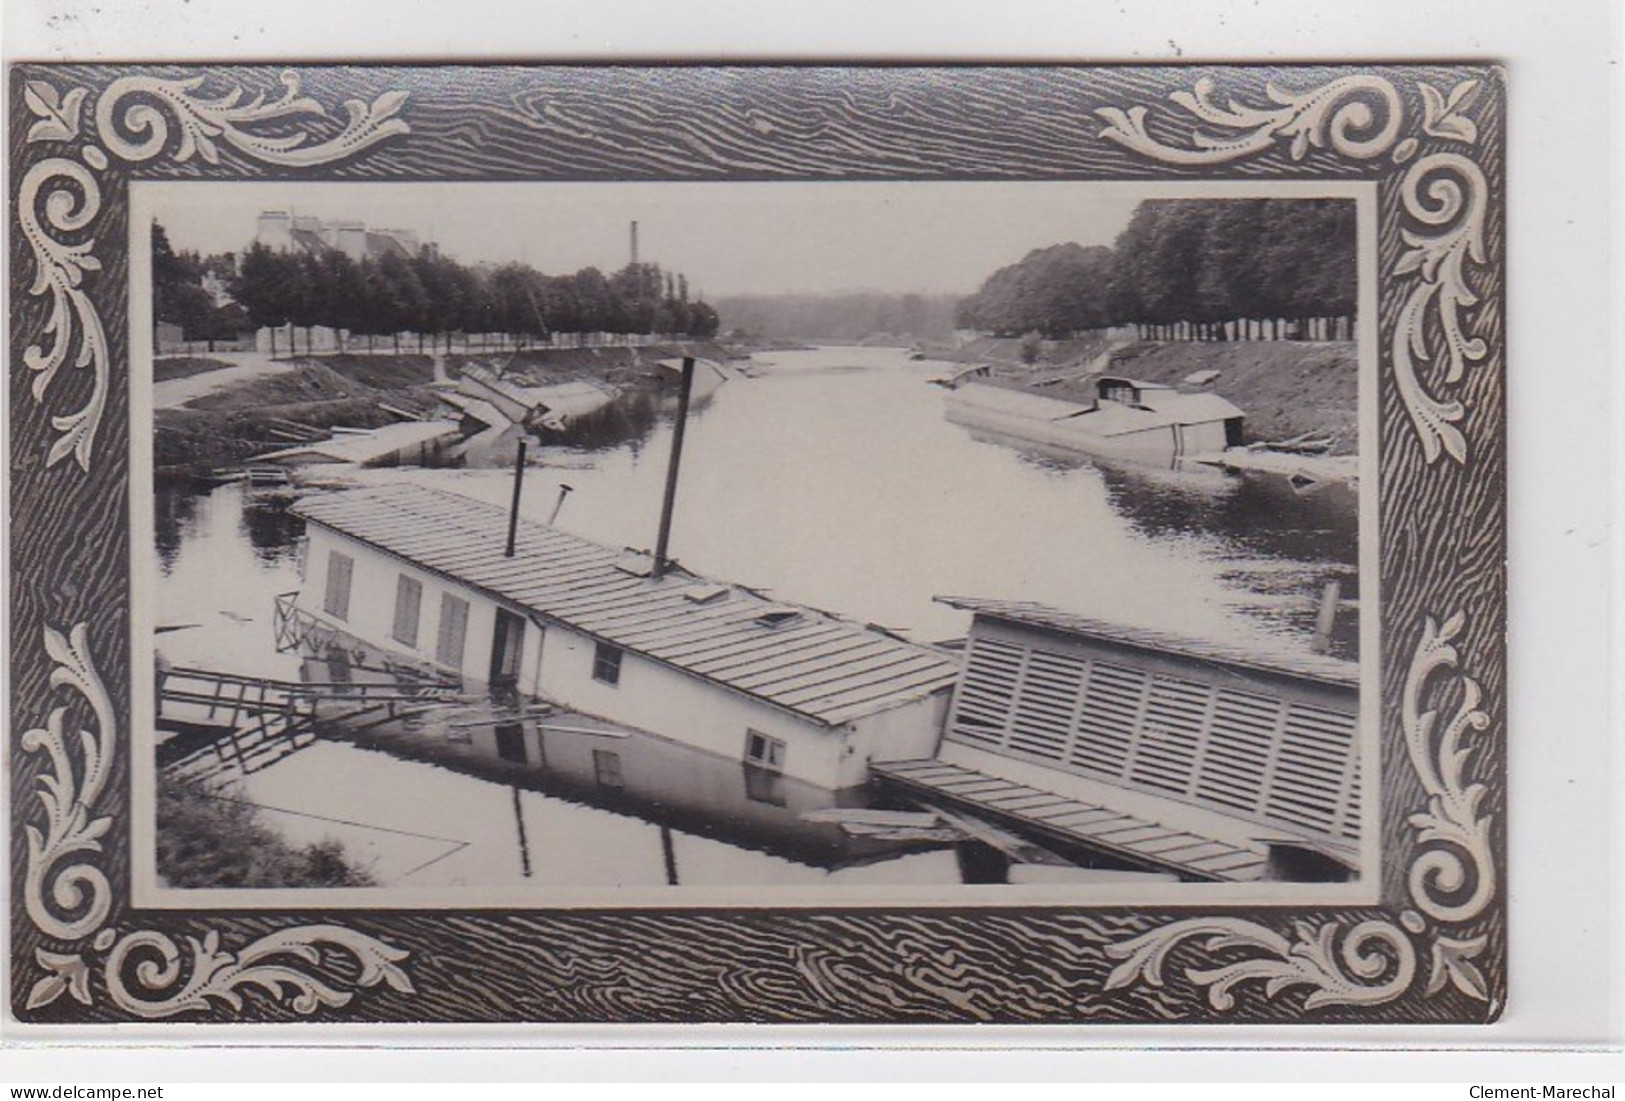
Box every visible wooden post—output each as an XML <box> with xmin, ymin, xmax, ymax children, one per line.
<box><xmin>1311</xmin><ymin>579</ymin><xmax>1342</xmax><ymax>654</ymax></box>
<box><xmin>504</xmin><ymin>439</ymin><xmax>527</xmax><ymax>558</ymax></box>
<box><xmin>652</xmin><ymin>357</ymin><xmax>695</xmax><ymax>580</ymax></box>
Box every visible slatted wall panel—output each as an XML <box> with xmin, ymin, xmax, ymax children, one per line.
<box><xmin>1193</xmin><ymin>689</ymin><xmax>1284</xmax><ymax>815</ymax></box>
<box><xmin>948</xmin><ymin>635</ymin><xmax>1023</xmax><ymax>747</ymax></box>
<box><xmin>1127</xmin><ymin>674</ymin><xmax>1211</xmax><ymax>795</ymax></box>
<box><xmin>1266</xmin><ymin>702</ymin><xmax>1361</xmax><ymax>839</ymax></box>
<box><xmin>1069</xmin><ymin>661</ymin><xmax>1145</xmax><ymax>776</ymax></box>
<box><xmin>1006</xmin><ymin>648</ymin><xmax>1087</xmax><ymax>761</ymax></box>
<box><xmin>945</xmin><ymin>633</ymin><xmax>1362</xmax><ymax>844</ymax></box>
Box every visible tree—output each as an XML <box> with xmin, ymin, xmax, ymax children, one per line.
<box><xmin>231</xmin><ymin>243</ymin><xmax>294</xmax><ymax>357</ymax></box>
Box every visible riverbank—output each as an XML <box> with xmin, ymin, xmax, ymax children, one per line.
<box><xmin>154</xmin><ymin>341</ymin><xmax>732</xmax><ymax>477</ymax></box>
<box><xmin>923</xmin><ymin>336</ymin><xmax>1359</xmax><ymax>453</ymax></box>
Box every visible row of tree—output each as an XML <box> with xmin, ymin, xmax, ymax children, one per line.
<box><xmin>954</xmin><ymin>199</ymin><xmax>1358</xmax><ymax>340</ymax></box>
<box><xmin>153</xmin><ymin>221</ymin><xmax>720</xmax><ymax>357</ymax></box>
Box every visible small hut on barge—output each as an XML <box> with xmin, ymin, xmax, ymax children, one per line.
<box><xmin>286</xmin><ymin>483</ymin><xmax>958</xmax><ymax>791</ymax></box>
<box><xmin>945</xmin><ymin>376</ymin><xmax>1245</xmax><ymax>466</ymax></box>
<box><xmin>876</xmin><ymin>598</ymin><xmax>1363</xmax><ymax>883</ymax></box>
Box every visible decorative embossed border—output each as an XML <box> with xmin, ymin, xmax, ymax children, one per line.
<box><xmin>8</xmin><ymin>63</ymin><xmax>1504</xmax><ymax>1025</ymax></box>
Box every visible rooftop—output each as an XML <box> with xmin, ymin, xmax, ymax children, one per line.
<box><xmin>935</xmin><ymin>596</ymin><xmax>1359</xmax><ymax>690</ymax></box>
<box><xmin>294</xmin><ymin>484</ymin><xmax>961</xmax><ymax>725</ymax></box>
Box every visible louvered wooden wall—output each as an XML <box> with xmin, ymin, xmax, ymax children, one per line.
<box><xmin>946</xmin><ymin>623</ymin><xmax>1361</xmax><ymax>844</ymax></box>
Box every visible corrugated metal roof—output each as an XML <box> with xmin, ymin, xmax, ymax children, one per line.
<box><xmin>294</xmin><ymin>484</ymin><xmax>959</xmax><ymax>725</ymax></box>
<box><xmin>935</xmin><ymin>596</ymin><xmax>1359</xmax><ymax>689</ymax></box>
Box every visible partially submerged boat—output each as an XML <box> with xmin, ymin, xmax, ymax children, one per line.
<box><xmin>279</xmin><ymin>482</ymin><xmax>960</xmax><ymax>791</ymax></box>
<box><xmin>944</xmin><ymin>375</ymin><xmax>1245</xmax><ymax>468</ymax></box>
<box><xmin>875</xmin><ymin>597</ymin><xmax>1363</xmax><ymax>883</ymax></box>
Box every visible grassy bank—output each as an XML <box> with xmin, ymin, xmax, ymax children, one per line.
<box><xmin>157</xmin><ymin>772</ymin><xmax>375</xmax><ymax>889</ymax></box>
<box><xmin>927</xmin><ymin>336</ymin><xmax>1358</xmax><ymax>453</ymax></box>
<box><xmin>154</xmin><ymin>344</ymin><xmax>731</xmax><ymax>476</ymax></box>
<box><xmin>155</xmin><ymin>357</ymin><xmax>440</xmax><ymax>475</ymax></box>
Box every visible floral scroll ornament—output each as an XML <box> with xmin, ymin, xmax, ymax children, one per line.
<box><xmin>17</xmin><ymin>70</ymin><xmax>410</xmax><ymax>472</ymax></box>
<box><xmin>1096</xmin><ymin>74</ymin><xmax>1492</xmax><ymax>466</ymax></box>
<box><xmin>1102</xmin><ymin>610</ymin><xmax>1496</xmax><ymax>1015</ymax></box>
<box><xmin>19</xmin><ymin>68</ymin><xmax>415</xmax><ymax>1018</ymax></box>
<box><xmin>21</xmin><ymin>624</ymin><xmax>415</xmax><ymax>1017</ymax></box>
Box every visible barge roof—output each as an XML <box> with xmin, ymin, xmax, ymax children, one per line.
<box><xmin>295</xmin><ymin>483</ymin><xmax>960</xmax><ymax>726</ymax></box>
<box><xmin>936</xmin><ymin>596</ymin><xmax>1359</xmax><ymax>690</ymax></box>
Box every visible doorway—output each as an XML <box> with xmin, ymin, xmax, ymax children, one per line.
<box><xmin>489</xmin><ymin>608</ymin><xmax>526</xmax><ymax>690</ymax></box>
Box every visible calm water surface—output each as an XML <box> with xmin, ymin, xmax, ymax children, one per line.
<box><xmin>154</xmin><ymin>345</ymin><xmax>1358</xmax><ymax>892</ymax></box>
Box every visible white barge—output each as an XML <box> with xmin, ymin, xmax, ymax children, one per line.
<box><xmin>284</xmin><ymin>483</ymin><xmax>959</xmax><ymax>790</ymax></box>
<box><xmin>945</xmin><ymin>376</ymin><xmax>1244</xmax><ymax>467</ymax></box>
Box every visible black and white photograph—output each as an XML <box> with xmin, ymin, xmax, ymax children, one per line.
<box><xmin>11</xmin><ymin>61</ymin><xmax>1507</xmax><ymax>1025</ymax></box>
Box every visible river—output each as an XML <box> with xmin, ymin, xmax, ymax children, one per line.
<box><xmin>153</xmin><ymin>345</ymin><xmax>1359</xmax><ymax>894</ymax></box>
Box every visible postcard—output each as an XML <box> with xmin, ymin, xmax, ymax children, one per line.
<box><xmin>9</xmin><ymin>62</ymin><xmax>1504</xmax><ymax>1025</ymax></box>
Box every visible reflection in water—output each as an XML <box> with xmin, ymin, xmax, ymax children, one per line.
<box><xmin>537</xmin><ymin>386</ymin><xmax>665</xmax><ymax>456</ymax></box>
<box><xmin>154</xmin><ymin>345</ymin><xmax>1362</xmax><ymax>888</ymax></box>
<box><xmin>239</xmin><ymin>492</ymin><xmax>305</xmax><ymax>565</ymax></box>
<box><xmin>1096</xmin><ymin>462</ymin><xmax>1356</xmax><ymax>568</ymax></box>
<box><xmin>153</xmin><ymin>481</ymin><xmax>202</xmax><ymax>571</ymax></box>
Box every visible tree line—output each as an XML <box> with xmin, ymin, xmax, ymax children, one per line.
<box><xmin>152</xmin><ymin>224</ymin><xmax>248</xmax><ymax>349</ymax></box>
<box><xmin>954</xmin><ymin>199</ymin><xmax>1357</xmax><ymax>342</ymax></box>
<box><xmin>152</xmin><ymin>220</ymin><xmax>721</xmax><ymax>358</ymax></box>
<box><xmin>713</xmin><ymin>292</ymin><xmax>958</xmax><ymax>343</ymax></box>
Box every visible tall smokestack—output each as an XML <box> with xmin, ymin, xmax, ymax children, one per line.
<box><xmin>630</xmin><ymin>220</ymin><xmax>639</xmax><ymax>266</ymax></box>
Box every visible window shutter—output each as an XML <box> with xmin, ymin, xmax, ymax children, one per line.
<box><xmin>436</xmin><ymin>594</ymin><xmax>470</xmax><ymax>670</ymax></box>
<box><xmin>392</xmin><ymin>574</ymin><xmax>423</xmax><ymax>647</ymax></box>
<box><xmin>323</xmin><ymin>551</ymin><xmax>353</xmax><ymax>620</ymax></box>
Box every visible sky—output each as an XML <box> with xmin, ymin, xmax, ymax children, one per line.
<box><xmin>143</xmin><ymin>180</ymin><xmax>1151</xmax><ymax>298</ymax></box>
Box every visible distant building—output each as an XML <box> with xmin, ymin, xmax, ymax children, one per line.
<box><xmin>253</xmin><ymin>210</ymin><xmax>425</xmax><ymax>262</ymax></box>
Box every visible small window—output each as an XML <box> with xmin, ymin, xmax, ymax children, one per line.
<box><xmin>592</xmin><ymin>642</ymin><xmax>623</xmax><ymax>686</ymax></box>
<box><xmin>743</xmin><ymin>762</ymin><xmax>787</xmax><ymax>807</ymax></box>
<box><xmin>745</xmin><ymin>730</ymin><xmax>786</xmax><ymax>773</ymax></box>
<box><xmin>392</xmin><ymin>574</ymin><xmax>423</xmax><ymax>647</ymax></box>
<box><xmin>593</xmin><ymin>748</ymin><xmax>624</xmax><ymax>789</ymax></box>
<box><xmin>322</xmin><ymin>551</ymin><xmax>353</xmax><ymax>620</ymax></box>
<box><xmin>494</xmin><ymin>722</ymin><xmax>527</xmax><ymax>763</ymax></box>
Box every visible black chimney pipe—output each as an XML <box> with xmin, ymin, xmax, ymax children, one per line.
<box><xmin>652</xmin><ymin>357</ymin><xmax>695</xmax><ymax>580</ymax></box>
<box><xmin>504</xmin><ymin>439</ymin><xmax>527</xmax><ymax>557</ymax></box>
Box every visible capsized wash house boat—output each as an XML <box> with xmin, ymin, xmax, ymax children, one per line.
<box><xmin>283</xmin><ymin>483</ymin><xmax>959</xmax><ymax>790</ymax></box>
<box><xmin>875</xmin><ymin>598</ymin><xmax>1363</xmax><ymax>883</ymax></box>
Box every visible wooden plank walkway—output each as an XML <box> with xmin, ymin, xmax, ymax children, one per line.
<box><xmin>873</xmin><ymin>759</ymin><xmax>1268</xmax><ymax>883</ymax></box>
